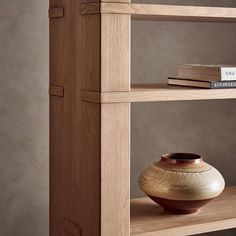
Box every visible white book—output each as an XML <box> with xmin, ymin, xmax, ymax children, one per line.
<box><xmin>221</xmin><ymin>67</ymin><xmax>236</xmax><ymax>81</ymax></box>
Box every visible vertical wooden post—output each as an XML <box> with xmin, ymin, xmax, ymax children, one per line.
<box><xmin>101</xmin><ymin>14</ymin><xmax>131</xmax><ymax>92</ymax></box>
<box><xmin>101</xmin><ymin>103</ymin><xmax>130</xmax><ymax>235</ymax></box>
<box><xmin>100</xmin><ymin>13</ymin><xmax>131</xmax><ymax>235</ymax></box>
<box><xmin>50</xmin><ymin>0</ymin><xmax>131</xmax><ymax>235</ymax></box>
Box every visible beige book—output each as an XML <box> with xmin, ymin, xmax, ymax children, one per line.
<box><xmin>177</xmin><ymin>64</ymin><xmax>236</xmax><ymax>81</ymax></box>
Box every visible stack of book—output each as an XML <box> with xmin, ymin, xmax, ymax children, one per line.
<box><xmin>168</xmin><ymin>64</ymin><xmax>236</xmax><ymax>89</ymax></box>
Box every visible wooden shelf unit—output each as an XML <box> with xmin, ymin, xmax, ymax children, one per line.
<box><xmin>49</xmin><ymin>1</ymin><xmax>236</xmax><ymax>236</ymax></box>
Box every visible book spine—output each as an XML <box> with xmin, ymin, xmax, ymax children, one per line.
<box><xmin>211</xmin><ymin>81</ymin><xmax>236</xmax><ymax>89</ymax></box>
<box><xmin>221</xmin><ymin>68</ymin><xmax>236</xmax><ymax>81</ymax></box>
<box><xmin>178</xmin><ymin>66</ymin><xmax>219</xmax><ymax>80</ymax></box>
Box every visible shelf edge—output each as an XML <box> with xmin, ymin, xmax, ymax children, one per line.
<box><xmin>81</xmin><ymin>88</ymin><xmax>236</xmax><ymax>103</ymax></box>
<box><xmin>131</xmin><ymin>218</ymin><xmax>236</xmax><ymax>236</ymax></box>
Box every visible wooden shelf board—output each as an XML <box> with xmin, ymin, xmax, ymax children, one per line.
<box><xmin>81</xmin><ymin>3</ymin><xmax>236</xmax><ymax>22</ymax></box>
<box><xmin>81</xmin><ymin>84</ymin><xmax>236</xmax><ymax>103</ymax></box>
<box><xmin>131</xmin><ymin>186</ymin><xmax>236</xmax><ymax>236</ymax></box>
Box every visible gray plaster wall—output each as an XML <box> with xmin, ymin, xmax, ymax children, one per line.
<box><xmin>0</xmin><ymin>0</ymin><xmax>236</xmax><ymax>235</ymax></box>
<box><xmin>0</xmin><ymin>1</ymin><xmax>49</xmax><ymax>236</ymax></box>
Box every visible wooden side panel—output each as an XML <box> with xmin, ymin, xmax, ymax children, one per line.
<box><xmin>50</xmin><ymin>1</ymin><xmax>131</xmax><ymax>236</ymax></box>
<box><xmin>50</xmin><ymin>95</ymin><xmax>66</xmax><ymax>236</ymax></box>
<box><xmin>101</xmin><ymin>103</ymin><xmax>130</xmax><ymax>236</ymax></box>
<box><xmin>75</xmin><ymin>102</ymin><xmax>101</xmax><ymax>236</ymax></box>
<box><xmin>50</xmin><ymin>0</ymin><xmax>101</xmax><ymax>236</ymax></box>
<box><xmin>80</xmin><ymin>14</ymin><xmax>101</xmax><ymax>91</ymax></box>
<box><xmin>101</xmin><ymin>14</ymin><xmax>131</xmax><ymax>92</ymax></box>
<box><xmin>49</xmin><ymin>1</ymin><xmax>67</xmax><ymax>235</ymax></box>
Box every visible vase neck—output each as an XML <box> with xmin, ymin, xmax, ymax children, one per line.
<box><xmin>161</xmin><ymin>153</ymin><xmax>202</xmax><ymax>165</ymax></box>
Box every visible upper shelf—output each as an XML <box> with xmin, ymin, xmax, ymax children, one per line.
<box><xmin>81</xmin><ymin>3</ymin><xmax>236</xmax><ymax>22</ymax></box>
<box><xmin>81</xmin><ymin>84</ymin><xmax>236</xmax><ymax>103</ymax></box>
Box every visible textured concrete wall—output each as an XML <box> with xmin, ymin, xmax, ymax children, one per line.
<box><xmin>0</xmin><ymin>0</ymin><xmax>236</xmax><ymax>235</ymax></box>
<box><xmin>0</xmin><ymin>0</ymin><xmax>49</xmax><ymax>236</ymax></box>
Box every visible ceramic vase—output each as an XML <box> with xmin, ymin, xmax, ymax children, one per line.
<box><xmin>139</xmin><ymin>153</ymin><xmax>225</xmax><ymax>214</ymax></box>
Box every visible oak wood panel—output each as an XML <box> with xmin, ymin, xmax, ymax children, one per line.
<box><xmin>77</xmin><ymin>102</ymin><xmax>101</xmax><ymax>236</ymax></box>
<box><xmin>99</xmin><ymin>3</ymin><xmax>236</xmax><ymax>22</ymax></box>
<box><xmin>50</xmin><ymin>95</ymin><xmax>67</xmax><ymax>236</ymax></box>
<box><xmin>50</xmin><ymin>0</ymin><xmax>101</xmax><ymax>235</ymax></box>
<box><xmin>50</xmin><ymin>1</ymin><xmax>131</xmax><ymax>236</ymax></box>
<box><xmin>101</xmin><ymin>14</ymin><xmax>131</xmax><ymax>91</ymax></box>
<box><xmin>80</xmin><ymin>14</ymin><xmax>101</xmax><ymax>91</ymax></box>
<box><xmin>49</xmin><ymin>1</ymin><xmax>67</xmax><ymax>235</ymax></box>
<box><xmin>81</xmin><ymin>84</ymin><xmax>236</xmax><ymax>103</ymax></box>
<box><xmin>101</xmin><ymin>103</ymin><xmax>130</xmax><ymax>236</ymax></box>
<box><xmin>131</xmin><ymin>187</ymin><xmax>236</xmax><ymax>236</ymax></box>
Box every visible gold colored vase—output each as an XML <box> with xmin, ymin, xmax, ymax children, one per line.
<box><xmin>139</xmin><ymin>153</ymin><xmax>225</xmax><ymax>214</ymax></box>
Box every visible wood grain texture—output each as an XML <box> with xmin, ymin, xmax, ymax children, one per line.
<box><xmin>64</xmin><ymin>219</ymin><xmax>81</xmax><ymax>235</ymax></box>
<box><xmin>81</xmin><ymin>84</ymin><xmax>236</xmax><ymax>103</ymax></box>
<box><xmin>80</xmin><ymin>90</ymin><xmax>100</xmax><ymax>103</ymax></box>
<box><xmin>81</xmin><ymin>3</ymin><xmax>100</xmax><ymax>15</ymax></box>
<box><xmin>131</xmin><ymin>187</ymin><xmax>236</xmax><ymax>236</ymax></box>
<box><xmin>49</xmin><ymin>7</ymin><xmax>64</xmax><ymax>18</ymax></box>
<box><xmin>101</xmin><ymin>14</ymin><xmax>130</xmax><ymax>91</ymax></box>
<box><xmin>100</xmin><ymin>3</ymin><xmax>236</xmax><ymax>22</ymax></box>
<box><xmin>49</xmin><ymin>1</ymin><xmax>67</xmax><ymax>235</ymax></box>
<box><xmin>101</xmin><ymin>103</ymin><xmax>130</xmax><ymax>236</ymax></box>
<box><xmin>81</xmin><ymin>0</ymin><xmax>130</xmax><ymax>3</ymax></box>
<box><xmin>49</xmin><ymin>86</ymin><xmax>64</xmax><ymax>97</ymax></box>
<box><xmin>80</xmin><ymin>14</ymin><xmax>101</xmax><ymax>91</ymax></box>
<box><xmin>50</xmin><ymin>0</ymin><xmax>101</xmax><ymax>235</ymax></box>
<box><xmin>50</xmin><ymin>1</ymin><xmax>131</xmax><ymax>236</ymax></box>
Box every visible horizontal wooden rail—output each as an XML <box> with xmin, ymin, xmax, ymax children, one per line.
<box><xmin>81</xmin><ymin>3</ymin><xmax>236</xmax><ymax>22</ymax></box>
<box><xmin>81</xmin><ymin>85</ymin><xmax>236</xmax><ymax>103</ymax></box>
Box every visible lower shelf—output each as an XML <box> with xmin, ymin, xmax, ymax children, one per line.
<box><xmin>130</xmin><ymin>186</ymin><xmax>236</xmax><ymax>236</ymax></box>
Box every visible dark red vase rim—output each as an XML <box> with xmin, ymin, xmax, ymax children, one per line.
<box><xmin>161</xmin><ymin>153</ymin><xmax>202</xmax><ymax>164</ymax></box>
